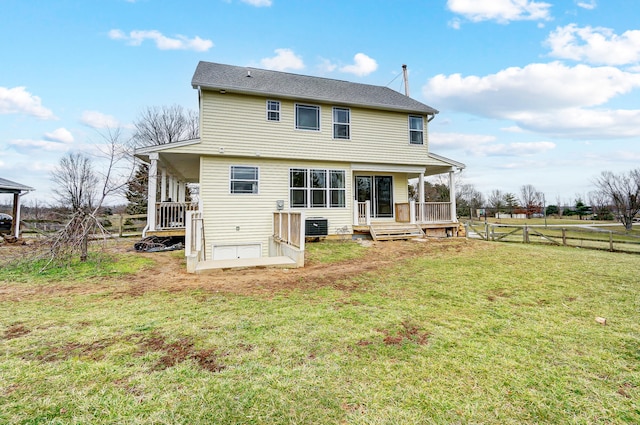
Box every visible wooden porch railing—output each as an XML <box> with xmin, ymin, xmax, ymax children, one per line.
<box><xmin>415</xmin><ymin>202</ymin><xmax>452</xmax><ymax>223</ymax></box>
<box><xmin>354</xmin><ymin>201</ymin><xmax>453</xmax><ymax>225</ymax></box>
<box><xmin>155</xmin><ymin>202</ymin><xmax>199</xmax><ymax>230</ymax></box>
<box><xmin>273</xmin><ymin>211</ymin><xmax>304</xmax><ymax>249</ymax></box>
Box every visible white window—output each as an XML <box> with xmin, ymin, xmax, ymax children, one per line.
<box><xmin>409</xmin><ymin>115</ymin><xmax>424</xmax><ymax>145</ymax></box>
<box><xmin>230</xmin><ymin>166</ymin><xmax>259</xmax><ymax>194</ymax></box>
<box><xmin>267</xmin><ymin>100</ymin><xmax>280</xmax><ymax>121</ymax></box>
<box><xmin>333</xmin><ymin>107</ymin><xmax>350</xmax><ymax>139</ymax></box>
<box><xmin>295</xmin><ymin>104</ymin><xmax>320</xmax><ymax>131</ymax></box>
<box><xmin>289</xmin><ymin>168</ymin><xmax>346</xmax><ymax>208</ymax></box>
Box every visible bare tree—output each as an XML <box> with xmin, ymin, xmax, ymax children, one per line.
<box><xmin>132</xmin><ymin>104</ymin><xmax>199</xmax><ymax>147</ymax></box>
<box><xmin>47</xmin><ymin>129</ymin><xmax>134</xmax><ymax>264</ymax></box>
<box><xmin>519</xmin><ymin>184</ymin><xmax>544</xmax><ymax>218</ymax></box>
<box><xmin>594</xmin><ymin>169</ymin><xmax>640</xmax><ymax>230</ymax></box>
<box><xmin>456</xmin><ymin>183</ymin><xmax>485</xmax><ymax>219</ymax></box>
<box><xmin>487</xmin><ymin>189</ymin><xmax>505</xmax><ymax>215</ymax></box>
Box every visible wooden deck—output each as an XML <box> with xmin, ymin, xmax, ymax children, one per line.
<box><xmin>354</xmin><ymin>221</ymin><xmax>460</xmax><ymax>239</ymax></box>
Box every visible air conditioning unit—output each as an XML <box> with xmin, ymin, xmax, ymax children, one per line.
<box><xmin>305</xmin><ymin>218</ymin><xmax>328</xmax><ymax>236</ymax></box>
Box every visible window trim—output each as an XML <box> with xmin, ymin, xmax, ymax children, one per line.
<box><xmin>289</xmin><ymin>168</ymin><xmax>346</xmax><ymax>208</ymax></box>
<box><xmin>332</xmin><ymin>107</ymin><xmax>351</xmax><ymax>140</ymax></box>
<box><xmin>229</xmin><ymin>165</ymin><xmax>260</xmax><ymax>195</ymax></box>
<box><xmin>295</xmin><ymin>103</ymin><xmax>321</xmax><ymax>132</ymax></box>
<box><xmin>266</xmin><ymin>100</ymin><xmax>280</xmax><ymax>122</ymax></box>
<box><xmin>409</xmin><ymin>115</ymin><xmax>424</xmax><ymax>145</ymax></box>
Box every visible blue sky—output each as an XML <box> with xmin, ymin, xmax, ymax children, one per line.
<box><xmin>2</xmin><ymin>0</ymin><xmax>639</xmax><ymax>206</ymax></box>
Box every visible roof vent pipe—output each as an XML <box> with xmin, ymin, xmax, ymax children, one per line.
<box><xmin>247</xmin><ymin>70</ymin><xmax>252</xmax><ymax>77</ymax></box>
<box><xmin>402</xmin><ymin>64</ymin><xmax>410</xmax><ymax>97</ymax></box>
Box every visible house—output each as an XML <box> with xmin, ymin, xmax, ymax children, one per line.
<box><xmin>135</xmin><ymin>61</ymin><xmax>465</xmax><ymax>271</ymax></box>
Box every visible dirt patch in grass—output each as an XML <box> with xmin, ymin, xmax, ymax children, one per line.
<box><xmin>137</xmin><ymin>333</ymin><xmax>226</xmax><ymax>373</ymax></box>
<box><xmin>19</xmin><ymin>331</ymin><xmax>225</xmax><ymax>373</ymax></box>
<box><xmin>3</xmin><ymin>323</ymin><xmax>31</xmax><ymax>340</ymax></box>
<box><xmin>0</xmin><ymin>238</ymin><xmax>481</xmax><ymax>300</ymax></box>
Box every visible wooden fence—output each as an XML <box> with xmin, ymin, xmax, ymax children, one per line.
<box><xmin>465</xmin><ymin>221</ymin><xmax>640</xmax><ymax>254</ymax></box>
<box><xmin>21</xmin><ymin>214</ymin><xmax>148</xmax><ymax>238</ymax></box>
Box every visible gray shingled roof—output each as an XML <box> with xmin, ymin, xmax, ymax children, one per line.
<box><xmin>192</xmin><ymin>61</ymin><xmax>438</xmax><ymax>115</ymax></box>
<box><xmin>0</xmin><ymin>177</ymin><xmax>34</xmax><ymax>193</ymax></box>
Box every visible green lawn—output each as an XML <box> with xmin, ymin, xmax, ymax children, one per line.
<box><xmin>1</xmin><ymin>240</ymin><xmax>639</xmax><ymax>424</ymax></box>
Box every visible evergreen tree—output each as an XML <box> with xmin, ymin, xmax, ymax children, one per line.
<box><xmin>125</xmin><ymin>164</ymin><xmax>148</xmax><ymax>215</ymax></box>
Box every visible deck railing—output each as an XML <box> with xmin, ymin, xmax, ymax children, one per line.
<box><xmin>353</xmin><ymin>201</ymin><xmax>372</xmax><ymax>225</ymax></box>
<box><xmin>155</xmin><ymin>202</ymin><xmax>199</xmax><ymax>230</ymax></box>
<box><xmin>273</xmin><ymin>211</ymin><xmax>304</xmax><ymax>249</ymax></box>
<box><xmin>354</xmin><ymin>200</ymin><xmax>453</xmax><ymax>225</ymax></box>
<box><xmin>416</xmin><ymin>202</ymin><xmax>452</xmax><ymax>223</ymax></box>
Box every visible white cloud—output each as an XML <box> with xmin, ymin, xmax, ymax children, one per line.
<box><xmin>109</xmin><ymin>29</ymin><xmax>213</xmax><ymax>52</ymax></box>
<box><xmin>241</xmin><ymin>0</ymin><xmax>272</xmax><ymax>6</ymax></box>
<box><xmin>0</xmin><ymin>86</ymin><xmax>55</xmax><ymax>119</ymax></box>
<box><xmin>447</xmin><ymin>0</ymin><xmax>552</xmax><ymax>24</ymax></box>
<box><xmin>260</xmin><ymin>48</ymin><xmax>304</xmax><ymax>71</ymax></box>
<box><xmin>340</xmin><ymin>53</ymin><xmax>378</xmax><ymax>77</ymax></box>
<box><xmin>425</xmin><ymin>62</ymin><xmax>640</xmax><ymax>113</ymax></box>
<box><xmin>44</xmin><ymin>128</ymin><xmax>74</xmax><ymax>144</ymax></box>
<box><xmin>430</xmin><ymin>132</ymin><xmax>555</xmax><ymax>157</ymax></box>
<box><xmin>424</xmin><ymin>62</ymin><xmax>640</xmax><ymax>138</ymax></box>
<box><xmin>547</xmin><ymin>24</ymin><xmax>640</xmax><ymax>66</ymax></box>
<box><xmin>80</xmin><ymin>111</ymin><xmax>121</xmax><ymax>129</ymax></box>
<box><xmin>9</xmin><ymin>139</ymin><xmax>71</xmax><ymax>152</ymax></box>
<box><xmin>317</xmin><ymin>58</ymin><xmax>338</xmax><ymax>73</ymax></box>
<box><xmin>576</xmin><ymin>0</ymin><xmax>596</xmax><ymax>10</ymax></box>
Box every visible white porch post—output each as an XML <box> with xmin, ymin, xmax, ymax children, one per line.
<box><xmin>13</xmin><ymin>193</ymin><xmax>21</xmax><ymax>238</ymax></box>
<box><xmin>409</xmin><ymin>200</ymin><xmax>416</xmax><ymax>224</ymax></box>
<box><xmin>365</xmin><ymin>200</ymin><xmax>371</xmax><ymax>225</ymax></box>
<box><xmin>148</xmin><ymin>153</ymin><xmax>158</xmax><ymax>231</ymax></box>
<box><xmin>160</xmin><ymin>168</ymin><xmax>167</xmax><ymax>202</ymax></box>
<box><xmin>449</xmin><ymin>170</ymin><xmax>458</xmax><ymax>222</ymax></box>
<box><xmin>418</xmin><ymin>172</ymin><xmax>425</xmax><ymax>223</ymax></box>
<box><xmin>178</xmin><ymin>181</ymin><xmax>186</xmax><ymax>203</ymax></box>
<box><xmin>168</xmin><ymin>176</ymin><xmax>175</xmax><ymax>201</ymax></box>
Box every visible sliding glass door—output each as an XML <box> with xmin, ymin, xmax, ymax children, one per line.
<box><xmin>355</xmin><ymin>175</ymin><xmax>393</xmax><ymax>218</ymax></box>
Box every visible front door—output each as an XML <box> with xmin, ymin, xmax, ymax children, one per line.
<box><xmin>355</xmin><ymin>175</ymin><xmax>393</xmax><ymax>218</ymax></box>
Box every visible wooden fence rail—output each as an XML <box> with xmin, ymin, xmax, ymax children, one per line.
<box><xmin>465</xmin><ymin>221</ymin><xmax>640</xmax><ymax>254</ymax></box>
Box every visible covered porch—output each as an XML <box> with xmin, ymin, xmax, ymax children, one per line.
<box><xmin>352</xmin><ymin>153</ymin><xmax>465</xmax><ymax>239</ymax></box>
<box><xmin>134</xmin><ymin>140</ymin><xmax>201</xmax><ymax>237</ymax></box>
<box><xmin>0</xmin><ymin>177</ymin><xmax>34</xmax><ymax>239</ymax></box>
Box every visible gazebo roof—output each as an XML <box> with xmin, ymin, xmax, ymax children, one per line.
<box><xmin>0</xmin><ymin>177</ymin><xmax>34</xmax><ymax>194</ymax></box>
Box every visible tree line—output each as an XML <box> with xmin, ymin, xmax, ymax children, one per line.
<box><xmin>418</xmin><ymin>169</ymin><xmax>640</xmax><ymax>231</ymax></box>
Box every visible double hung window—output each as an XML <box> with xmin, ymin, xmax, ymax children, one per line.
<box><xmin>333</xmin><ymin>107</ymin><xmax>350</xmax><ymax>139</ymax></box>
<box><xmin>289</xmin><ymin>168</ymin><xmax>346</xmax><ymax>208</ymax></box>
<box><xmin>295</xmin><ymin>104</ymin><xmax>320</xmax><ymax>131</ymax></box>
<box><xmin>266</xmin><ymin>100</ymin><xmax>280</xmax><ymax>121</ymax></box>
<box><xmin>409</xmin><ymin>115</ymin><xmax>424</xmax><ymax>145</ymax></box>
<box><xmin>230</xmin><ymin>166</ymin><xmax>259</xmax><ymax>194</ymax></box>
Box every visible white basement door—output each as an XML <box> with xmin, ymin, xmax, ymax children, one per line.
<box><xmin>212</xmin><ymin>244</ymin><xmax>261</xmax><ymax>260</ymax></box>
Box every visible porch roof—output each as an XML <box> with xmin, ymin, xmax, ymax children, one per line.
<box><xmin>134</xmin><ymin>139</ymin><xmax>201</xmax><ymax>182</ymax></box>
<box><xmin>0</xmin><ymin>177</ymin><xmax>34</xmax><ymax>194</ymax></box>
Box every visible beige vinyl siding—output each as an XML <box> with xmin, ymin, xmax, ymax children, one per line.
<box><xmin>199</xmin><ymin>91</ymin><xmax>430</xmax><ymax>166</ymax></box>
<box><xmin>200</xmin><ymin>156</ymin><xmax>354</xmax><ymax>258</ymax></box>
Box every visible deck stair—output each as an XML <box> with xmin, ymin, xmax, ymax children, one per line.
<box><xmin>369</xmin><ymin>223</ymin><xmax>425</xmax><ymax>241</ymax></box>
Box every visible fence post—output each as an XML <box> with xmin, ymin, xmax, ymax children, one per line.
<box><xmin>562</xmin><ymin>228</ymin><xmax>566</xmax><ymax>246</ymax></box>
<box><xmin>609</xmin><ymin>231</ymin><xmax>614</xmax><ymax>252</ymax></box>
<box><xmin>485</xmin><ymin>222</ymin><xmax>489</xmax><ymax>241</ymax></box>
<box><xmin>523</xmin><ymin>225</ymin><xmax>529</xmax><ymax>243</ymax></box>
<box><xmin>118</xmin><ymin>214</ymin><xmax>124</xmax><ymax>237</ymax></box>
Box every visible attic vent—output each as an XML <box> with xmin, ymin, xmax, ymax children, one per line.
<box><xmin>247</xmin><ymin>70</ymin><xmax>252</xmax><ymax>77</ymax></box>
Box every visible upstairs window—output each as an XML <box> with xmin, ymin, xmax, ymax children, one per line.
<box><xmin>267</xmin><ymin>100</ymin><xmax>280</xmax><ymax>121</ymax></box>
<box><xmin>409</xmin><ymin>115</ymin><xmax>424</xmax><ymax>145</ymax></box>
<box><xmin>295</xmin><ymin>104</ymin><xmax>320</xmax><ymax>131</ymax></box>
<box><xmin>333</xmin><ymin>107</ymin><xmax>350</xmax><ymax>139</ymax></box>
<box><xmin>230</xmin><ymin>166</ymin><xmax>259</xmax><ymax>194</ymax></box>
